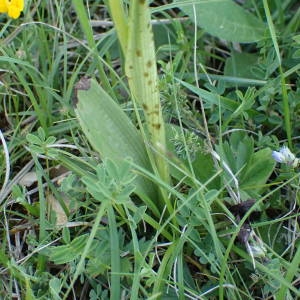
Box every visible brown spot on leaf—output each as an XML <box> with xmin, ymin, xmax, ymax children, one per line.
<box><xmin>148</xmin><ymin>110</ymin><xmax>159</xmax><ymax>116</ymax></box>
<box><xmin>147</xmin><ymin>80</ymin><xmax>152</xmax><ymax>85</ymax></box>
<box><xmin>142</xmin><ymin>104</ymin><xmax>149</xmax><ymax>111</ymax></box>
<box><xmin>73</xmin><ymin>77</ymin><xmax>91</xmax><ymax>106</ymax></box>
<box><xmin>146</xmin><ymin>60</ymin><xmax>152</xmax><ymax>68</ymax></box>
<box><xmin>136</xmin><ymin>49</ymin><xmax>142</xmax><ymax>57</ymax></box>
<box><xmin>152</xmin><ymin>123</ymin><xmax>161</xmax><ymax>130</ymax></box>
<box><xmin>144</xmin><ymin>72</ymin><xmax>149</xmax><ymax>77</ymax></box>
<box><xmin>75</xmin><ymin>76</ymin><xmax>91</xmax><ymax>90</ymax></box>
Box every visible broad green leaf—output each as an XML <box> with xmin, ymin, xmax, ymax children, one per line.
<box><xmin>177</xmin><ymin>0</ymin><xmax>266</xmax><ymax>43</ymax></box>
<box><xmin>240</xmin><ymin>148</ymin><xmax>276</xmax><ymax>193</ymax></box>
<box><xmin>49</xmin><ymin>234</ymin><xmax>88</xmax><ymax>264</ymax></box>
<box><xmin>224</xmin><ymin>52</ymin><xmax>264</xmax><ymax>84</ymax></box>
<box><xmin>236</xmin><ymin>135</ymin><xmax>254</xmax><ymax>172</ymax></box>
<box><xmin>74</xmin><ymin>78</ymin><xmax>158</xmax><ymax>206</ymax></box>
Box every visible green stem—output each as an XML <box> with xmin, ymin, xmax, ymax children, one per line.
<box><xmin>33</xmin><ymin>155</ymin><xmax>47</xmax><ymax>272</ymax></box>
<box><xmin>108</xmin><ymin>205</ymin><xmax>121</xmax><ymax>300</ymax></box>
<box><xmin>280</xmin><ymin>66</ymin><xmax>292</xmax><ymax>148</ymax></box>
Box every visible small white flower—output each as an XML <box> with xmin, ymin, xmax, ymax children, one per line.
<box><xmin>272</xmin><ymin>146</ymin><xmax>299</xmax><ymax>167</ymax></box>
<box><xmin>272</xmin><ymin>149</ymin><xmax>286</xmax><ymax>163</ymax></box>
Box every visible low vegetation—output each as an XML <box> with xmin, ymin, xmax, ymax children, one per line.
<box><xmin>0</xmin><ymin>1</ymin><xmax>299</xmax><ymax>299</ymax></box>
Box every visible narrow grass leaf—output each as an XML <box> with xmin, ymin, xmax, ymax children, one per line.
<box><xmin>262</xmin><ymin>0</ymin><xmax>292</xmax><ymax>148</ymax></box>
<box><xmin>63</xmin><ymin>202</ymin><xmax>108</xmax><ymax>300</ymax></box>
<box><xmin>107</xmin><ymin>0</ymin><xmax>128</xmax><ymax>53</ymax></box>
<box><xmin>108</xmin><ymin>205</ymin><xmax>121</xmax><ymax>300</ymax></box>
<box><xmin>71</xmin><ymin>0</ymin><xmax>112</xmax><ymax>94</ymax></box>
<box><xmin>231</xmin><ymin>243</ymin><xmax>300</xmax><ymax>298</ymax></box>
<box><xmin>276</xmin><ymin>245</ymin><xmax>300</xmax><ymax>300</ymax></box>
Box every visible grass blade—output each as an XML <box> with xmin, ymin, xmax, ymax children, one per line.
<box><xmin>108</xmin><ymin>205</ymin><xmax>121</xmax><ymax>300</ymax></box>
<box><xmin>262</xmin><ymin>0</ymin><xmax>292</xmax><ymax>148</ymax></box>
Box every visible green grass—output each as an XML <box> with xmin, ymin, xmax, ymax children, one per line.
<box><xmin>0</xmin><ymin>0</ymin><xmax>300</xmax><ymax>299</ymax></box>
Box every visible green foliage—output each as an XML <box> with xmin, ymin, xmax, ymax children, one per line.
<box><xmin>239</xmin><ymin>148</ymin><xmax>275</xmax><ymax>193</ymax></box>
<box><xmin>82</xmin><ymin>159</ymin><xmax>136</xmax><ymax>204</ymax></box>
<box><xmin>224</xmin><ymin>52</ymin><xmax>263</xmax><ymax>82</ymax></box>
<box><xmin>107</xmin><ymin>0</ymin><xmax>170</xmax><ymax>190</ymax></box>
<box><xmin>74</xmin><ymin>78</ymin><xmax>158</xmax><ymax>211</ymax></box>
<box><xmin>48</xmin><ymin>234</ymin><xmax>89</xmax><ymax>265</ymax></box>
<box><xmin>216</xmin><ymin>132</ymin><xmax>276</xmax><ymax>197</ymax></box>
<box><xmin>1</xmin><ymin>0</ymin><xmax>299</xmax><ymax>299</ymax></box>
<box><xmin>26</xmin><ymin>127</ymin><xmax>57</xmax><ymax>157</ymax></box>
<box><xmin>177</xmin><ymin>0</ymin><xmax>266</xmax><ymax>42</ymax></box>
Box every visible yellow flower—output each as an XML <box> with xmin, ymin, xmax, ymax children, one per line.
<box><xmin>0</xmin><ymin>0</ymin><xmax>24</xmax><ymax>19</ymax></box>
